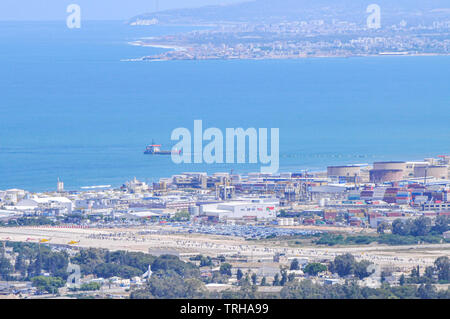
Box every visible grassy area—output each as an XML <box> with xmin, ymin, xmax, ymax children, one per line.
<box><xmin>252</xmin><ymin>232</ymin><xmax>450</xmax><ymax>247</ymax></box>
<box><xmin>311</xmin><ymin>233</ymin><xmax>449</xmax><ymax>246</ymax></box>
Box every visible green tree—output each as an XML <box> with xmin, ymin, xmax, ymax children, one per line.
<box><xmin>0</xmin><ymin>256</ymin><xmax>13</xmax><ymax>280</ymax></box>
<box><xmin>94</xmin><ymin>263</ymin><xmax>142</xmax><ymax>279</ymax></box>
<box><xmin>184</xmin><ymin>277</ymin><xmax>207</xmax><ymax>298</ymax></box>
<box><xmin>131</xmin><ymin>271</ymin><xmax>206</xmax><ymax>299</ymax></box>
<box><xmin>14</xmin><ymin>253</ymin><xmax>27</xmax><ymax>277</ymax></box>
<box><xmin>280</xmin><ymin>270</ymin><xmax>288</xmax><ymax>286</ymax></box>
<box><xmin>329</xmin><ymin>254</ymin><xmax>355</xmax><ymax>277</ymax></box>
<box><xmin>434</xmin><ymin>256</ymin><xmax>450</xmax><ymax>282</ymax></box>
<box><xmin>273</xmin><ymin>273</ymin><xmax>280</xmax><ymax>286</ymax></box>
<box><xmin>392</xmin><ymin>219</ymin><xmax>412</xmax><ymax>236</ymax></box>
<box><xmin>78</xmin><ymin>282</ymin><xmax>101</xmax><ymax>291</ymax></box>
<box><xmin>171</xmin><ymin>210</ymin><xmax>191</xmax><ymax>222</ymax></box>
<box><xmin>304</xmin><ymin>263</ymin><xmax>327</xmax><ymax>276</ymax></box>
<box><xmin>199</xmin><ymin>256</ymin><xmax>213</xmax><ymax>267</ymax></box>
<box><xmin>399</xmin><ymin>274</ymin><xmax>406</xmax><ymax>286</ymax></box>
<box><xmin>354</xmin><ymin>260</ymin><xmax>374</xmax><ymax>280</ymax></box>
<box><xmin>71</xmin><ymin>248</ymin><xmax>105</xmax><ymax>275</ymax></box>
<box><xmin>288</xmin><ymin>273</ymin><xmax>295</xmax><ymax>282</ymax></box>
<box><xmin>219</xmin><ymin>263</ymin><xmax>232</xmax><ymax>277</ymax></box>
<box><xmin>290</xmin><ymin>259</ymin><xmax>300</xmax><ymax>270</ymax></box>
<box><xmin>377</xmin><ymin>222</ymin><xmax>391</xmax><ymax>234</ymax></box>
<box><xmin>280</xmin><ymin>279</ymin><xmax>325</xmax><ymax>299</ymax></box>
<box><xmin>31</xmin><ymin>250</ymin><xmax>43</xmax><ymax>277</ymax></box>
<box><xmin>222</xmin><ymin>278</ymin><xmax>258</xmax><ymax>299</ymax></box>
<box><xmin>41</xmin><ymin>250</ymin><xmax>69</xmax><ymax>279</ymax></box>
<box><xmin>424</xmin><ymin>266</ymin><xmax>435</xmax><ymax>283</ymax></box>
<box><xmin>410</xmin><ymin>265</ymin><xmax>421</xmax><ymax>283</ymax></box>
<box><xmin>417</xmin><ymin>283</ymin><xmax>437</xmax><ymax>299</ymax></box>
<box><xmin>105</xmin><ymin>250</ymin><xmax>111</xmax><ymax>263</ymax></box>
<box><xmin>432</xmin><ymin>215</ymin><xmax>449</xmax><ymax>234</ymax></box>
<box><xmin>239</xmin><ymin>274</ymin><xmax>250</xmax><ymax>287</ymax></box>
<box><xmin>151</xmin><ymin>255</ymin><xmax>199</xmax><ymax>278</ymax></box>
<box><xmin>217</xmin><ymin>255</ymin><xmax>226</xmax><ymax>263</ymax></box>
<box><xmin>380</xmin><ymin>271</ymin><xmax>390</xmax><ymax>283</ymax></box>
<box><xmin>251</xmin><ymin>273</ymin><xmax>257</xmax><ymax>285</ymax></box>
<box><xmin>260</xmin><ymin>277</ymin><xmax>267</xmax><ymax>286</ymax></box>
<box><xmin>236</xmin><ymin>269</ymin><xmax>243</xmax><ymax>281</ymax></box>
<box><xmin>31</xmin><ymin>276</ymin><xmax>65</xmax><ymax>294</ymax></box>
<box><xmin>211</xmin><ymin>271</ymin><xmax>229</xmax><ymax>284</ymax></box>
<box><xmin>411</xmin><ymin>216</ymin><xmax>431</xmax><ymax>236</ymax></box>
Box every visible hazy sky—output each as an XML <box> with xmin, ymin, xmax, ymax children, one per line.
<box><xmin>0</xmin><ymin>0</ymin><xmax>245</xmax><ymax>21</ymax></box>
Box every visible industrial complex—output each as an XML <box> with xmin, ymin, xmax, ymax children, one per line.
<box><xmin>1</xmin><ymin>155</ymin><xmax>449</xmax><ymax>298</ymax></box>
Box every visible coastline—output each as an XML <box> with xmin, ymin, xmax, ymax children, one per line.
<box><xmin>128</xmin><ymin>41</ymin><xmax>450</xmax><ymax>62</ymax></box>
<box><xmin>1</xmin><ymin>153</ymin><xmax>446</xmax><ymax>193</ymax></box>
<box><xmin>128</xmin><ymin>41</ymin><xmax>187</xmax><ymax>51</ymax></box>
<box><xmin>135</xmin><ymin>53</ymin><xmax>450</xmax><ymax>63</ymax></box>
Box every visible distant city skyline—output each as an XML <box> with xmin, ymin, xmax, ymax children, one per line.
<box><xmin>0</xmin><ymin>0</ymin><xmax>245</xmax><ymax>21</ymax></box>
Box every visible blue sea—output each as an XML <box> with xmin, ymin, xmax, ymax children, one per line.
<box><xmin>0</xmin><ymin>21</ymin><xmax>449</xmax><ymax>192</ymax></box>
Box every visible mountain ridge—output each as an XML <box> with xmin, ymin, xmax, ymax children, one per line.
<box><xmin>130</xmin><ymin>0</ymin><xmax>450</xmax><ymax>25</ymax></box>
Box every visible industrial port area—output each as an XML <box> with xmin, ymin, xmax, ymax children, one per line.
<box><xmin>1</xmin><ymin>155</ymin><xmax>449</xmax><ymax>299</ymax></box>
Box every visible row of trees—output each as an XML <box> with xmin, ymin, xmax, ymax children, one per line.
<box><xmin>313</xmin><ymin>216</ymin><xmax>448</xmax><ymax>247</ymax></box>
<box><xmin>1</xmin><ymin>242</ymin><xmax>69</xmax><ymax>281</ymax></box>
<box><xmin>328</xmin><ymin>253</ymin><xmax>375</xmax><ymax>279</ymax></box>
<box><xmin>0</xmin><ymin>217</ymin><xmax>57</xmax><ymax>227</ymax></box>
<box><xmin>1</xmin><ymin>242</ymin><xmax>173</xmax><ymax>293</ymax></box>
<box><xmin>391</xmin><ymin>215</ymin><xmax>449</xmax><ymax>237</ymax></box>
<box><xmin>31</xmin><ymin>276</ymin><xmax>65</xmax><ymax>294</ymax></box>
<box><xmin>315</xmin><ymin>219</ymin><xmax>449</xmax><ymax>247</ymax></box>
<box><xmin>131</xmin><ymin>252</ymin><xmax>450</xmax><ymax>299</ymax></box>
<box><xmin>130</xmin><ymin>256</ymin><xmax>208</xmax><ymax>299</ymax></box>
<box><xmin>401</xmin><ymin>256</ymin><xmax>450</xmax><ymax>285</ymax></box>
<box><xmin>70</xmin><ymin>248</ymin><xmax>156</xmax><ymax>279</ymax></box>
<box><xmin>4</xmin><ymin>241</ymin><xmax>448</xmax><ymax>299</ymax></box>
<box><xmin>280</xmin><ymin>279</ymin><xmax>450</xmax><ymax>299</ymax></box>
<box><xmin>131</xmin><ymin>270</ymin><xmax>207</xmax><ymax>299</ymax></box>
<box><xmin>189</xmin><ymin>254</ymin><xmax>214</xmax><ymax>267</ymax></box>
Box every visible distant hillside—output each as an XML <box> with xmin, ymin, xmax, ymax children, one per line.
<box><xmin>130</xmin><ymin>0</ymin><xmax>450</xmax><ymax>25</ymax></box>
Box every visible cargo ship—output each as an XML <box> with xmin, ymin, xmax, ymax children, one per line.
<box><xmin>144</xmin><ymin>141</ymin><xmax>181</xmax><ymax>155</ymax></box>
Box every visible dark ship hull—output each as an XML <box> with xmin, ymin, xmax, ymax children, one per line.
<box><xmin>144</xmin><ymin>150</ymin><xmax>178</xmax><ymax>155</ymax></box>
<box><xmin>144</xmin><ymin>142</ymin><xmax>181</xmax><ymax>155</ymax></box>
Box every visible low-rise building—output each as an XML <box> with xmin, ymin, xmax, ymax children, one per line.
<box><xmin>200</xmin><ymin>200</ymin><xmax>278</xmax><ymax>221</ymax></box>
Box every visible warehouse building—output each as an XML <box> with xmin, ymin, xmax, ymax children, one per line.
<box><xmin>16</xmin><ymin>197</ymin><xmax>73</xmax><ymax>215</ymax></box>
<box><xmin>200</xmin><ymin>200</ymin><xmax>278</xmax><ymax>221</ymax></box>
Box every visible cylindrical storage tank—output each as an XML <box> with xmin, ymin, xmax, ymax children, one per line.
<box><xmin>189</xmin><ymin>206</ymin><xmax>200</xmax><ymax>216</ymax></box>
<box><xmin>414</xmin><ymin>166</ymin><xmax>448</xmax><ymax>179</ymax></box>
<box><xmin>319</xmin><ymin>198</ymin><xmax>326</xmax><ymax>207</ymax></box>
<box><xmin>370</xmin><ymin>169</ymin><xmax>404</xmax><ymax>183</ymax></box>
<box><xmin>327</xmin><ymin>165</ymin><xmax>361</xmax><ymax>177</ymax></box>
<box><xmin>373</xmin><ymin>161</ymin><xmax>407</xmax><ymax>171</ymax></box>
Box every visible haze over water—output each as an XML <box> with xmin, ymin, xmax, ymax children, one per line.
<box><xmin>0</xmin><ymin>21</ymin><xmax>449</xmax><ymax>192</ymax></box>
